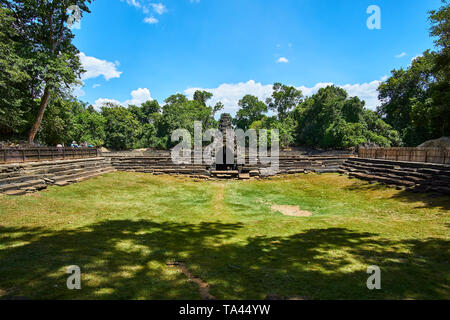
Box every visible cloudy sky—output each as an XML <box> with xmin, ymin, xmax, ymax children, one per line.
<box><xmin>73</xmin><ymin>0</ymin><xmax>440</xmax><ymax>115</ymax></box>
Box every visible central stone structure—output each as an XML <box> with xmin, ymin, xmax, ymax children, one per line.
<box><xmin>214</xmin><ymin>114</ymin><xmax>238</xmax><ymax>174</ymax></box>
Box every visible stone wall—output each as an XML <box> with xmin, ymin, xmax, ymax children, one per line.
<box><xmin>340</xmin><ymin>158</ymin><xmax>450</xmax><ymax>195</ymax></box>
<box><xmin>0</xmin><ymin>157</ymin><xmax>114</xmax><ymax>195</ymax></box>
<box><xmin>108</xmin><ymin>154</ymin><xmax>354</xmax><ymax>180</ymax></box>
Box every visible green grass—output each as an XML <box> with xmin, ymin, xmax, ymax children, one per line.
<box><xmin>0</xmin><ymin>172</ymin><xmax>448</xmax><ymax>300</ymax></box>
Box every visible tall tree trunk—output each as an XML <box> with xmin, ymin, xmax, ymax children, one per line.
<box><xmin>28</xmin><ymin>84</ymin><xmax>51</xmax><ymax>144</ymax></box>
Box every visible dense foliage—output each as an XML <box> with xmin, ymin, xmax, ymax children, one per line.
<box><xmin>0</xmin><ymin>1</ymin><xmax>447</xmax><ymax>150</ymax></box>
<box><xmin>377</xmin><ymin>1</ymin><xmax>449</xmax><ymax>146</ymax></box>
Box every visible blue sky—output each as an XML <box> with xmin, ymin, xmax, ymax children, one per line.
<box><xmin>73</xmin><ymin>0</ymin><xmax>442</xmax><ymax>115</ymax></box>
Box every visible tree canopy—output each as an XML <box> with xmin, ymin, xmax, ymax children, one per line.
<box><xmin>377</xmin><ymin>1</ymin><xmax>449</xmax><ymax>146</ymax></box>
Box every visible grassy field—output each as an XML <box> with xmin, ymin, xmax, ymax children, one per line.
<box><xmin>0</xmin><ymin>172</ymin><xmax>448</xmax><ymax>300</ymax></box>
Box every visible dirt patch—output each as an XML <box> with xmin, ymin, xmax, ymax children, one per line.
<box><xmin>167</xmin><ymin>261</ymin><xmax>216</xmax><ymax>300</ymax></box>
<box><xmin>271</xmin><ymin>205</ymin><xmax>312</xmax><ymax>217</ymax></box>
<box><xmin>266</xmin><ymin>293</ymin><xmax>310</xmax><ymax>300</ymax></box>
<box><xmin>258</xmin><ymin>198</ymin><xmax>313</xmax><ymax>217</ymax></box>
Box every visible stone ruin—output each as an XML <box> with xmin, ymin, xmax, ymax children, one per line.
<box><xmin>215</xmin><ymin>113</ymin><xmax>238</xmax><ymax>173</ymax></box>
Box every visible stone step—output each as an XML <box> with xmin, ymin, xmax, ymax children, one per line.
<box><xmin>55</xmin><ymin>167</ymin><xmax>115</xmax><ymax>185</ymax></box>
<box><xmin>313</xmin><ymin>167</ymin><xmax>340</xmax><ymax>173</ymax></box>
<box><xmin>354</xmin><ymin>158</ymin><xmax>450</xmax><ymax>171</ymax></box>
<box><xmin>348</xmin><ymin>172</ymin><xmax>415</xmax><ymax>187</ymax></box>
<box><xmin>342</xmin><ymin>163</ymin><xmax>435</xmax><ymax>179</ymax></box>
<box><xmin>0</xmin><ymin>174</ymin><xmax>48</xmax><ymax>186</ymax></box>
<box><xmin>55</xmin><ymin>167</ymin><xmax>109</xmax><ymax>183</ymax></box>
<box><xmin>0</xmin><ymin>179</ymin><xmax>46</xmax><ymax>193</ymax></box>
<box><xmin>21</xmin><ymin>183</ymin><xmax>48</xmax><ymax>192</ymax></box>
<box><xmin>25</xmin><ymin>162</ymin><xmax>106</xmax><ymax>175</ymax></box>
<box><xmin>4</xmin><ymin>189</ymin><xmax>28</xmax><ymax>196</ymax></box>
<box><xmin>0</xmin><ymin>171</ymin><xmax>25</xmax><ymax>180</ymax></box>
<box><xmin>211</xmin><ymin>170</ymin><xmax>239</xmax><ymax>175</ymax></box>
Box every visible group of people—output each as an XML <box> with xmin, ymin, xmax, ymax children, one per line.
<box><xmin>55</xmin><ymin>141</ymin><xmax>95</xmax><ymax>148</ymax></box>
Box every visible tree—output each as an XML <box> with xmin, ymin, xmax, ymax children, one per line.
<box><xmin>73</xmin><ymin>104</ymin><xmax>106</xmax><ymax>147</ymax></box>
<box><xmin>377</xmin><ymin>1</ymin><xmax>450</xmax><ymax>146</ymax></box>
<box><xmin>428</xmin><ymin>0</ymin><xmax>450</xmax><ymax>138</ymax></box>
<box><xmin>37</xmin><ymin>96</ymin><xmax>77</xmax><ymax>146</ymax></box>
<box><xmin>377</xmin><ymin>52</ymin><xmax>437</xmax><ymax>145</ymax></box>
<box><xmin>266</xmin><ymin>83</ymin><xmax>303</xmax><ymax>120</ymax></box>
<box><xmin>295</xmin><ymin>86</ymin><xmax>400</xmax><ymax>148</ymax></box>
<box><xmin>101</xmin><ymin>104</ymin><xmax>139</xmax><ymax>150</ymax></box>
<box><xmin>234</xmin><ymin>95</ymin><xmax>268</xmax><ymax>131</ymax></box>
<box><xmin>213</xmin><ymin>102</ymin><xmax>224</xmax><ymax>117</ymax></box>
<box><xmin>1</xmin><ymin>0</ymin><xmax>93</xmax><ymax>144</ymax></box>
<box><xmin>0</xmin><ymin>7</ymin><xmax>34</xmax><ymax>137</ymax></box>
<box><xmin>158</xmin><ymin>94</ymin><xmax>216</xmax><ymax>148</ymax></box>
<box><xmin>193</xmin><ymin>90</ymin><xmax>213</xmax><ymax>106</ymax></box>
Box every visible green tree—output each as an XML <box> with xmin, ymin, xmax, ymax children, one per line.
<box><xmin>213</xmin><ymin>102</ymin><xmax>224</xmax><ymax>118</ymax></box>
<box><xmin>158</xmin><ymin>94</ymin><xmax>216</xmax><ymax>148</ymax></box>
<box><xmin>0</xmin><ymin>7</ymin><xmax>34</xmax><ymax>137</ymax></box>
<box><xmin>377</xmin><ymin>52</ymin><xmax>437</xmax><ymax>145</ymax></box>
<box><xmin>73</xmin><ymin>105</ymin><xmax>106</xmax><ymax>147</ymax></box>
<box><xmin>377</xmin><ymin>1</ymin><xmax>450</xmax><ymax>145</ymax></box>
<box><xmin>428</xmin><ymin>0</ymin><xmax>450</xmax><ymax>138</ymax></box>
<box><xmin>1</xmin><ymin>0</ymin><xmax>93</xmax><ymax>143</ymax></box>
<box><xmin>193</xmin><ymin>90</ymin><xmax>213</xmax><ymax>106</ymax></box>
<box><xmin>37</xmin><ymin>96</ymin><xmax>77</xmax><ymax>146</ymax></box>
<box><xmin>295</xmin><ymin>86</ymin><xmax>399</xmax><ymax>148</ymax></box>
<box><xmin>101</xmin><ymin>104</ymin><xmax>139</xmax><ymax>150</ymax></box>
<box><xmin>266</xmin><ymin>83</ymin><xmax>303</xmax><ymax>120</ymax></box>
<box><xmin>234</xmin><ymin>95</ymin><xmax>268</xmax><ymax>131</ymax></box>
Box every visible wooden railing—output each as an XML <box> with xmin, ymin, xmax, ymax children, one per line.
<box><xmin>0</xmin><ymin>147</ymin><xmax>99</xmax><ymax>164</ymax></box>
<box><xmin>358</xmin><ymin>147</ymin><xmax>450</xmax><ymax>165</ymax></box>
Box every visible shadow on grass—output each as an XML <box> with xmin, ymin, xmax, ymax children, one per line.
<box><xmin>344</xmin><ymin>179</ymin><xmax>450</xmax><ymax>211</ymax></box>
<box><xmin>0</xmin><ymin>222</ymin><xmax>448</xmax><ymax>300</ymax></box>
<box><xmin>390</xmin><ymin>190</ymin><xmax>450</xmax><ymax>211</ymax></box>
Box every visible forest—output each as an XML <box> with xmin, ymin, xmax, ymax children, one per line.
<box><xmin>0</xmin><ymin>0</ymin><xmax>448</xmax><ymax>150</ymax></box>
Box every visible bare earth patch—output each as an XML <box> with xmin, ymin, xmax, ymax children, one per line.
<box><xmin>271</xmin><ymin>205</ymin><xmax>312</xmax><ymax>217</ymax></box>
<box><xmin>167</xmin><ymin>261</ymin><xmax>216</xmax><ymax>300</ymax></box>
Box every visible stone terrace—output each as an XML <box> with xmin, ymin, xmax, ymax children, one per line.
<box><xmin>0</xmin><ymin>157</ymin><xmax>115</xmax><ymax>195</ymax></box>
<box><xmin>339</xmin><ymin>157</ymin><xmax>450</xmax><ymax>195</ymax></box>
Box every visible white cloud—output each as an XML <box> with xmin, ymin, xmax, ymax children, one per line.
<box><xmin>79</xmin><ymin>52</ymin><xmax>122</xmax><ymax>81</ymax></box>
<box><xmin>93</xmin><ymin>88</ymin><xmax>152</xmax><ymax>110</ymax></box>
<box><xmin>150</xmin><ymin>3</ymin><xmax>167</xmax><ymax>15</ymax></box>
<box><xmin>144</xmin><ymin>16</ymin><xmax>158</xmax><ymax>24</ymax></box>
<box><xmin>340</xmin><ymin>80</ymin><xmax>381</xmax><ymax>110</ymax></box>
<box><xmin>93</xmin><ymin>98</ymin><xmax>122</xmax><ymax>110</ymax></box>
<box><xmin>277</xmin><ymin>57</ymin><xmax>289</xmax><ymax>63</ymax></box>
<box><xmin>185</xmin><ymin>80</ymin><xmax>273</xmax><ymax>116</ymax></box>
<box><xmin>185</xmin><ymin>78</ymin><xmax>385</xmax><ymax>115</ymax></box>
<box><xmin>126</xmin><ymin>88</ymin><xmax>152</xmax><ymax>105</ymax></box>
<box><xmin>72</xmin><ymin>85</ymin><xmax>85</xmax><ymax>97</ymax></box>
<box><xmin>122</xmin><ymin>0</ymin><xmax>142</xmax><ymax>9</ymax></box>
<box><xmin>92</xmin><ymin>84</ymin><xmax>101</xmax><ymax>89</ymax></box>
<box><xmin>395</xmin><ymin>52</ymin><xmax>406</xmax><ymax>58</ymax></box>
<box><xmin>122</xmin><ymin>0</ymin><xmax>167</xmax><ymax>22</ymax></box>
